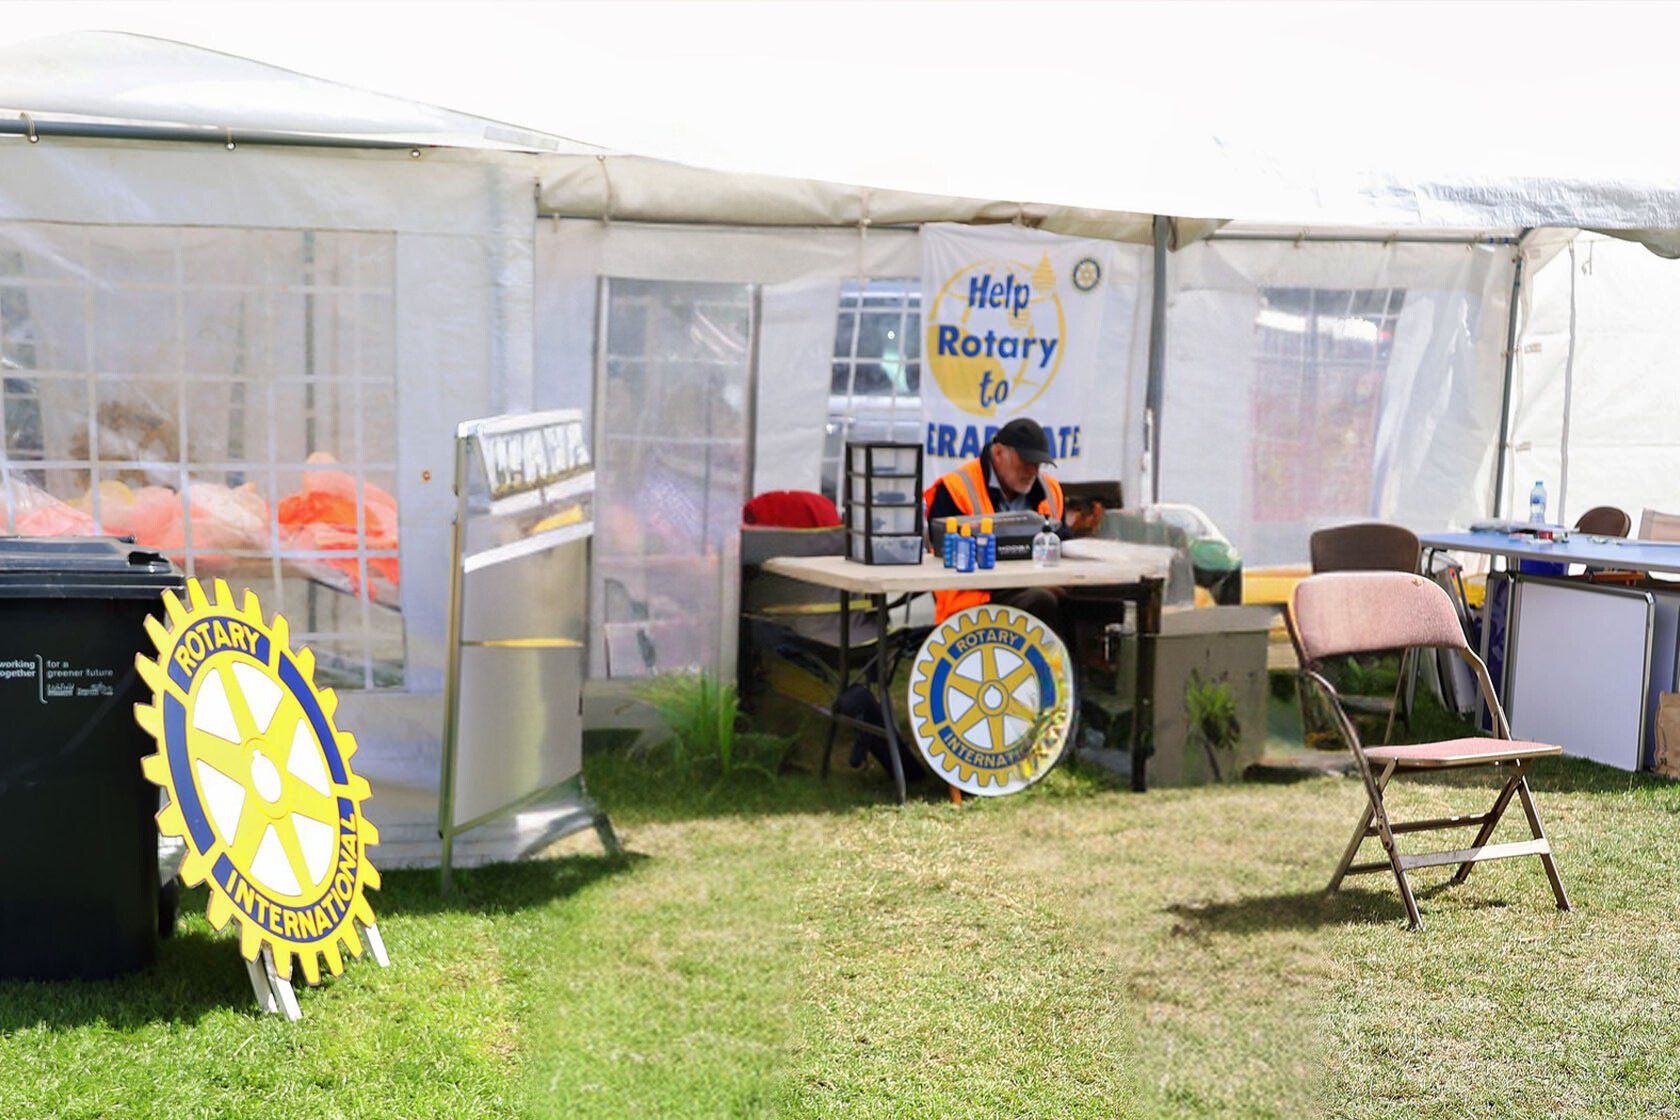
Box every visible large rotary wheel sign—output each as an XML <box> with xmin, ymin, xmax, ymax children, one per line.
<box><xmin>908</xmin><ymin>604</ymin><xmax>1075</xmax><ymax>796</ymax></box>
<box><xmin>135</xmin><ymin>579</ymin><xmax>382</xmax><ymax>988</ymax></box>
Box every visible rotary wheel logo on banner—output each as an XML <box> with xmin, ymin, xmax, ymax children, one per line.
<box><xmin>135</xmin><ymin>579</ymin><xmax>382</xmax><ymax>986</ymax></box>
<box><xmin>908</xmin><ymin>604</ymin><xmax>1075</xmax><ymax>796</ymax></box>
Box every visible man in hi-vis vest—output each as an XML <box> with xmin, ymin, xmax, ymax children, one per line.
<box><xmin>923</xmin><ymin>417</ymin><xmax>1066</xmax><ymax>633</ymax></box>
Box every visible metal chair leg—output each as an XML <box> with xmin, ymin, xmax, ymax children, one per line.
<box><xmin>1450</xmin><ymin>761</ymin><xmax>1527</xmax><ymax>885</ymax></box>
<box><xmin>1330</xmin><ymin>763</ymin><xmax>1392</xmax><ymax>893</ymax></box>
<box><xmin>1516</xmin><ymin>777</ymin><xmax>1572</xmax><ymax>911</ymax></box>
<box><xmin>1328</xmin><ymin>800</ymin><xmax>1378</xmax><ymax>894</ymax></box>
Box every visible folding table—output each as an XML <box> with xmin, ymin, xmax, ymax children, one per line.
<box><xmin>764</xmin><ymin>539</ymin><xmax>1175</xmax><ymax>801</ymax></box>
<box><xmin>1421</xmin><ymin>530</ymin><xmax>1680</xmax><ymax>770</ymax></box>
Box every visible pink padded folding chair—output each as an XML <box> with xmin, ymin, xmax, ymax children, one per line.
<box><xmin>1287</xmin><ymin>571</ymin><xmax>1571</xmax><ymax>931</ymax></box>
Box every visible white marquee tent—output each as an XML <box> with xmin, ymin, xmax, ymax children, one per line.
<box><xmin>0</xmin><ymin>27</ymin><xmax>1676</xmax><ymax>769</ymax></box>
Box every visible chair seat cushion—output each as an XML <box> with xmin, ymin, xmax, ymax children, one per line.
<box><xmin>1366</xmin><ymin>737</ymin><xmax>1562</xmax><ymax>768</ymax></box>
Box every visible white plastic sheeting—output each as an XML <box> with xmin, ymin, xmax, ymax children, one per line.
<box><xmin>0</xmin><ymin>31</ymin><xmax>604</xmax><ymax>153</ymax></box>
<box><xmin>0</xmin><ymin>135</ymin><xmax>534</xmax><ymax>237</ymax></box>
<box><xmin>0</xmin><ymin>22</ymin><xmax>1676</xmax><ymax>808</ymax></box>
<box><xmin>0</xmin><ymin>222</ymin><xmax>404</xmax><ymax>627</ymax></box>
<box><xmin>1509</xmin><ymin>233</ymin><xmax>1680</xmax><ymax>530</ymax></box>
<box><xmin>757</xmin><ymin>278</ymin><xmax>844</xmax><ymax>496</ymax></box>
<box><xmin>535</xmin><ymin>217</ymin><xmax>921</xmax><ymax>501</ymax></box>
<box><xmin>0</xmin><ymin>137</ymin><xmax>536</xmax><ymax>781</ymax></box>
<box><xmin>0</xmin><ymin>33</ymin><xmax>1179</xmax><ymax>242</ymax></box>
<box><xmin>0</xmin><ymin>28</ymin><xmax>1676</xmax><ymax>684</ymax></box>
<box><xmin>8</xmin><ymin>26</ymin><xmax>1680</xmax><ymax>255</ymax></box>
<box><xmin>1160</xmin><ymin>238</ymin><xmax>1515</xmax><ymax>565</ymax></box>
<box><xmin>591</xmin><ymin>277</ymin><xmax>753</xmax><ymax>680</ymax></box>
<box><xmin>535</xmin><ymin>219</ymin><xmax>925</xmax><ymax>679</ymax></box>
<box><xmin>537</xmin><ymin>154</ymin><xmax>1177</xmax><ymax>244</ymax></box>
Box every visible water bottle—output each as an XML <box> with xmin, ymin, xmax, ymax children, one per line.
<box><xmin>975</xmin><ymin>517</ymin><xmax>996</xmax><ymax>569</ymax></box>
<box><xmin>1529</xmin><ymin>480</ymin><xmax>1547</xmax><ymax>525</ymax></box>
<box><xmin>942</xmin><ymin>517</ymin><xmax>958</xmax><ymax>568</ymax></box>
<box><xmin>1031</xmin><ymin>519</ymin><xmax>1061</xmax><ymax>568</ymax></box>
<box><xmin>954</xmin><ymin>524</ymin><xmax>976</xmax><ymax>573</ymax></box>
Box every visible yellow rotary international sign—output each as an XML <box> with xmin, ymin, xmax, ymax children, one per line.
<box><xmin>908</xmin><ymin>604</ymin><xmax>1075</xmax><ymax>796</ymax></box>
<box><xmin>135</xmin><ymin>579</ymin><xmax>381</xmax><ymax>985</ymax></box>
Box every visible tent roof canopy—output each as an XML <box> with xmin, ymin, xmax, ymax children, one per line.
<box><xmin>0</xmin><ymin>31</ymin><xmax>609</xmax><ymax>154</ymax></box>
<box><xmin>1</xmin><ymin>28</ymin><xmax>1676</xmax><ymax>253</ymax></box>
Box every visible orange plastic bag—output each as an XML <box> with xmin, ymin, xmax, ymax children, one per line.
<box><xmin>276</xmin><ymin>454</ymin><xmax>400</xmax><ymax>603</ymax></box>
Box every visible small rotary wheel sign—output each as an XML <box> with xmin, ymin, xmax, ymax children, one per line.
<box><xmin>135</xmin><ymin>579</ymin><xmax>386</xmax><ymax>1012</ymax></box>
<box><xmin>908</xmin><ymin>604</ymin><xmax>1075</xmax><ymax>796</ymax></box>
<box><xmin>1071</xmin><ymin>255</ymin><xmax>1103</xmax><ymax>293</ymax></box>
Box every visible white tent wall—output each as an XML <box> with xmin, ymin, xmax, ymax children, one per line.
<box><xmin>533</xmin><ymin>219</ymin><xmax>1151</xmax><ymax>686</ymax></box>
<box><xmin>1503</xmin><ymin>240</ymin><xmax>1571</xmax><ymax>525</ymax></box>
<box><xmin>7</xmin><ymin>31</ymin><xmax>1680</xmax><ymax>751</ymax></box>
<box><xmin>1509</xmin><ymin>232</ymin><xmax>1680</xmax><ymax>528</ymax></box>
<box><xmin>0</xmin><ymin>134</ymin><xmax>1667</xmax><ymax>737</ymax></box>
<box><xmin>757</xmin><ymin>276</ymin><xmax>844</xmax><ymax>495</ymax></box>
<box><xmin>532</xmin><ymin>221</ymin><xmax>601</xmax><ymax>418</ymax></box>
<box><xmin>1160</xmin><ymin>238</ymin><xmax>1515</xmax><ymax>565</ymax></box>
<box><xmin>535</xmin><ymin>216</ymin><xmax>923</xmax><ymax>465</ymax></box>
<box><xmin>0</xmin><ymin>137</ymin><xmax>537</xmax><ymax>781</ymax></box>
<box><xmin>1035</xmin><ymin>238</ymin><xmax>1151</xmax><ymax>495</ymax></box>
<box><xmin>535</xmin><ymin>218</ymin><xmax>924</xmax><ymax>683</ymax></box>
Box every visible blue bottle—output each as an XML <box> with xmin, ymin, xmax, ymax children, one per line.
<box><xmin>942</xmin><ymin>517</ymin><xmax>959</xmax><ymax>568</ymax></box>
<box><xmin>954</xmin><ymin>525</ymin><xmax>976</xmax><ymax>573</ymax></box>
<box><xmin>975</xmin><ymin>516</ymin><xmax>996</xmax><ymax>569</ymax></box>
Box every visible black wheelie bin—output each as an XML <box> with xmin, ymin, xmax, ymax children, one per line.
<box><xmin>0</xmin><ymin>537</ymin><xmax>183</xmax><ymax>979</ymax></box>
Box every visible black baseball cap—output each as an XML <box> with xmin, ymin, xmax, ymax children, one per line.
<box><xmin>993</xmin><ymin>418</ymin><xmax>1056</xmax><ymax>465</ymax></box>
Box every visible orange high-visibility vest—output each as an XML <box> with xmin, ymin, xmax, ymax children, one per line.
<box><xmin>923</xmin><ymin>457</ymin><xmax>1064</xmax><ymax>623</ymax></box>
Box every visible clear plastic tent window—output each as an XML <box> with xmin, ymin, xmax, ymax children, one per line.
<box><xmin>1160</xmin><ymin>238</ymin><xmax>1511</xmax><ymax>566</ymax></box>
<box><xmin>0</xmin><ymin>222</ymin><xmax>402</xmax><ymax>690</ymax></box>
<box><xmin>1250</xmin><ymin>286</ymin><xmax>1408</xmax><ymax>524</ymax></box>
<box><xmin>592</xmin><ymin>278</ymin><xmax>753</xmax><ymax>680</ymax></box>
<box><xmin>824</xmin><ymin>278</ymin><xmax>923</xmax><ymax>508</ymax></box>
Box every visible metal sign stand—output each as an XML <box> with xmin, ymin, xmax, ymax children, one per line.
<box><xmin>439</xmin><ymin>410</ymin><xmax>620</xmax><ymax>893</ymax></box>
<box><xmin>246</xmin><ymin>948</ymin><xmax>301</xmax><ymax>1021</ymax></box>
<box><xmin>244</xmin><ymin>920</ymin><xmax>391</xmax><ymax>1019</ymax></box>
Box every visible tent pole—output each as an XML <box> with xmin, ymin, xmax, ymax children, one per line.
<box><xmin>1207</xmin><ymin>231</ymin><xmax>1514</xmax><ymax>246</ymax></box>
<box><xmin>0</xmin><ymin>118</ymin><xmax>415</xmax><ymax>150</ymax></box>
<box><xmin>1491</xmin><ymin>229</ymin><xmax>1531</xmax><ymax>519</ymax></box>
<box><xmin>1145</xmin><ymin>214</ymin><xmax>1168</xmax><ymax>503</ymax></box>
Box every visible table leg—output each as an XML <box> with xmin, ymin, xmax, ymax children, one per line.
<box><xmin>1130</xmin><ymin>577</ymin><xmax>1163</xmax><ymax>793</ymax></box>
<box><xmin>821</xmin><ymin>588</ymin><xmax>854</xmax><ymax>780</ymax></box>
<box><xmin>875</xmin><ymin>592</ymin><xmax>908</xmax><ymax>805</ymax></box>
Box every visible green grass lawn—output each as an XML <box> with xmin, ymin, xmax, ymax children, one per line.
<box><xmin>5</xmin><ymin>699</ymin><xmax>1680</xmax><ymax>1118</ymax></box>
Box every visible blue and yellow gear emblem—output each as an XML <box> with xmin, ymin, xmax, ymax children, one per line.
<box><xmin>908</xmin><ymin>604</ymin><xmax>1074</xmax><ymax>796</ymax></box>
<box><xmin>1071</xmin><ymin>255</ymin><xmax>1103</xmax><ymax>293</ymax></box>
<box><xmin>135</xmin><ymin>579</ymin><xmax>381</xmax><ymax>985</ymax></box>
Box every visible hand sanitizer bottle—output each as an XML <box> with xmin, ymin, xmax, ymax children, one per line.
<box><xmin>1031</xmin><ymin>519</ymin><xmax>1061</xmax><ymax>568</ymax></box>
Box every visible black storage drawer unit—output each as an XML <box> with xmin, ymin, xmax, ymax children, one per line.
<box><xmin>843</xmin><ymin>441</ymin><xmax>924</xmax><ymax>565</ymax></box>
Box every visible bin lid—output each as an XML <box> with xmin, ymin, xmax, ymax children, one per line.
<box><xmin>0</xmin><ymin>537</ymin><xmax>184</xmax><ymax>599</ymax></box>
<box><xmin>1160</xmin><ymin>604</ymin><xmax>1276</xmax><ymax>637</ymax></box>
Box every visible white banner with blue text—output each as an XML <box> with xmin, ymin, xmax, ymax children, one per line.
<box><xmin>919</xmin><ymin>223</ymin><xmax>1116</xmax><ymax>483</ymax></box>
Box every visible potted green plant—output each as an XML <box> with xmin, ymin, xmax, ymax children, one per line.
<box><xmin>1184</xmin><ymin>671</ymin><xmax>1241</xmax><ymax>782</ymax></box>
